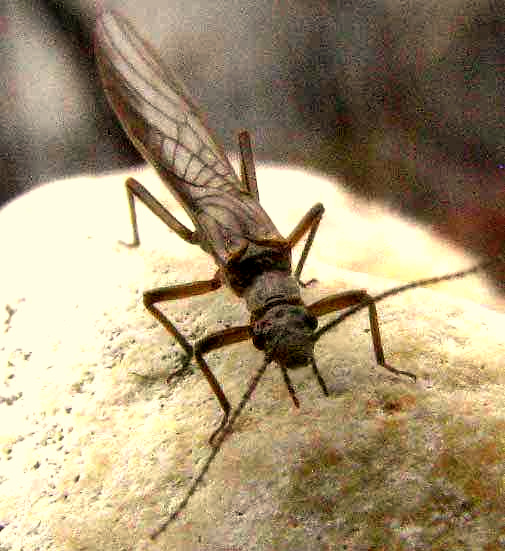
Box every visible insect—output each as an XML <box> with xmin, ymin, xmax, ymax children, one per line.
<box><xmin>145</xmin><ymin>260</ymin><xmax>499</xmax><ymax>539</ymax></box>
<box><xmin>94</xmin><ymin>10</ymin><xmax>418</xmax><ymax>446</ymax></box>
<box><xmin>95</xmin><ymin>12</ymin><xmax>505</xmax><ymax>539</ymax></box>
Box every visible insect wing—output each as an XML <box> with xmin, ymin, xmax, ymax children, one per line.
<box><xmin>95</xmin><ymin>11</ymin><xmax>245</xmax><ymax>201</ymax></box>
<box><xmin>95</xmin><ymin>11</ymin><xmax>288</xmax><ymax>272</ymax></box>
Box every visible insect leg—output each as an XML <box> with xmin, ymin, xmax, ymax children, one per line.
<box><xmin>287</xmin><ymin>203</ymin><xmax>325</xmax><ymax>286</ymax></box>
<box><xmin>193</xmin><ymin>325</ymin><xmax>253</xmax><ymax>445</ymax></box>
<box><xmin>238</xmin><ymin>131</ymin><xmax>259</xmax><ymax>200</ymax></box>
<box><xmin>143</xmin><ymin>276</ymin><xmax>223</xmax><ymax>378</ymax></box>
<box><xmin>308</xmin><ymin>290</ymin><xmax>417</xmax><ymax>380</ymax></box>
<box><xmin>121</xmin><ymin>177</ymin><xmax>198</xmax><ymax>247</ymax></box>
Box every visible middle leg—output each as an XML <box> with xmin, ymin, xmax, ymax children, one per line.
<box><xmin>287</xmin><ymin>203</ymin><xmax>325</xmax><ymax>286</ymax></box>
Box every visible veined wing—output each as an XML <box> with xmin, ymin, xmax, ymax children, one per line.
<box><xmin>95</xmin><ymin>11</ymin><xmax>288</xmax><ymax>272</ymax></box>
<box><xmin>95</xmin><ymin>11</ymin><xmax>244</xmax><ymax>200</ymax></box>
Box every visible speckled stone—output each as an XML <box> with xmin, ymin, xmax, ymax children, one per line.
<box><xmin>0</xmin><ymin>166</ymin><xmax>503</xmax><ymax>551</ymax></box>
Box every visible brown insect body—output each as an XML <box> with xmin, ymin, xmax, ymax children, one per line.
<box><xmin>95</xmin><ymin>11</ymin><xmax>316</xmax><ymax>366</ymax></box>
<box><xmin>95</xmin><ymin>11</ymin><xmax>415</xmax><ymax>446</ymax></box>
<box><xmin>94</xmin><ymin>12</ymin><xmax>505</xmax><ymax>538</ymax></box>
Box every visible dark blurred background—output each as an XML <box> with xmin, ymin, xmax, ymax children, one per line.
<box><xmin>1</xmin><ymin>0</ymin><xmax>503</xmax><ymax>291</ymax></box>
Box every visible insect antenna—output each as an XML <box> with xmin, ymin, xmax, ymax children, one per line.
<box><xmin>314</xmin><ymin>255</ymin><xmax>504</xmax><ymax>342</ymax></box>
<box><xmin>150</xmin><ymin>355</ymin><xmax>272</xmax><ymax>540</ymax></box>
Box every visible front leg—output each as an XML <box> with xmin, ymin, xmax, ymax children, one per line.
<box><xmin>308</xmin><ymin>290</ymin><xmax>417</xmax><ymax>380</ymax></box>
<box><xmin>143</xmin><ymin>276</ymin><xmax>222</xmax><ymax>380</ymax></box>
<box><xmin>193</xmin><ymin>325</ymin><xmax>252</xmax><ymax>445</ymax></box>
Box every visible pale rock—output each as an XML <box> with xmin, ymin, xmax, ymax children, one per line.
<box><xmin>0</xmin><ymin>166</ymin><xmax>503</xmax><ymax>550</ymax></box>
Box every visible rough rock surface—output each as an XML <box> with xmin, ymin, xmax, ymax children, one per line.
<box><xmin>0</xmin><ymin>166</ymin><xmax>503</xmax><ymax>550</ymax></box>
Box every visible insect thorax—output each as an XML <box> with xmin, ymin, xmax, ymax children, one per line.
<box><xmin>223</xmin><ymin>243</ymin><xmax>294</xmax><ymax>298</ymax></box>
<box><xmin>244</xmin><ymin>269</ymin><xmax>303</xmax><ymax>319</ymax></box>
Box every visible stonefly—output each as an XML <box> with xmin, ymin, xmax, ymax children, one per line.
<box><xmin>95</xmin><ymin>10</ymin><xmax>500</xmax><ymax>539</ymax></box>
<box><xmin>95</xmin><ymin>9</ymin><xmax>417</xmax><ymax>440</ymax></box>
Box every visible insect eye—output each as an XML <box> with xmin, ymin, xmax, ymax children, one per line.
<box><xmin>289</xmin><ymin>306</ymin><xmax>308</xmax><ymax>318</ymax></box>
<box><xmin>305</xmin><ymin>313</ymin><xmax>318</xmax><ymax>330</ymax></box>
<box><xmin>287</xmin><ymin>306</ymin><xmax>317</xmax><ymax>329</ymax></box>
<box><xmin>251</xmin><ymin>319</ymin><xmax>273</xmax><ymax>350</ymax></box>
<box><xmin>252</xmin><ymin>319</ymin><xmax>272</xmax><ymax>335</ymax></box>
<box><xmin>275</xmin><ymin>308</ymin><xmax>286</xmax><ymax>318</ymax></box>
